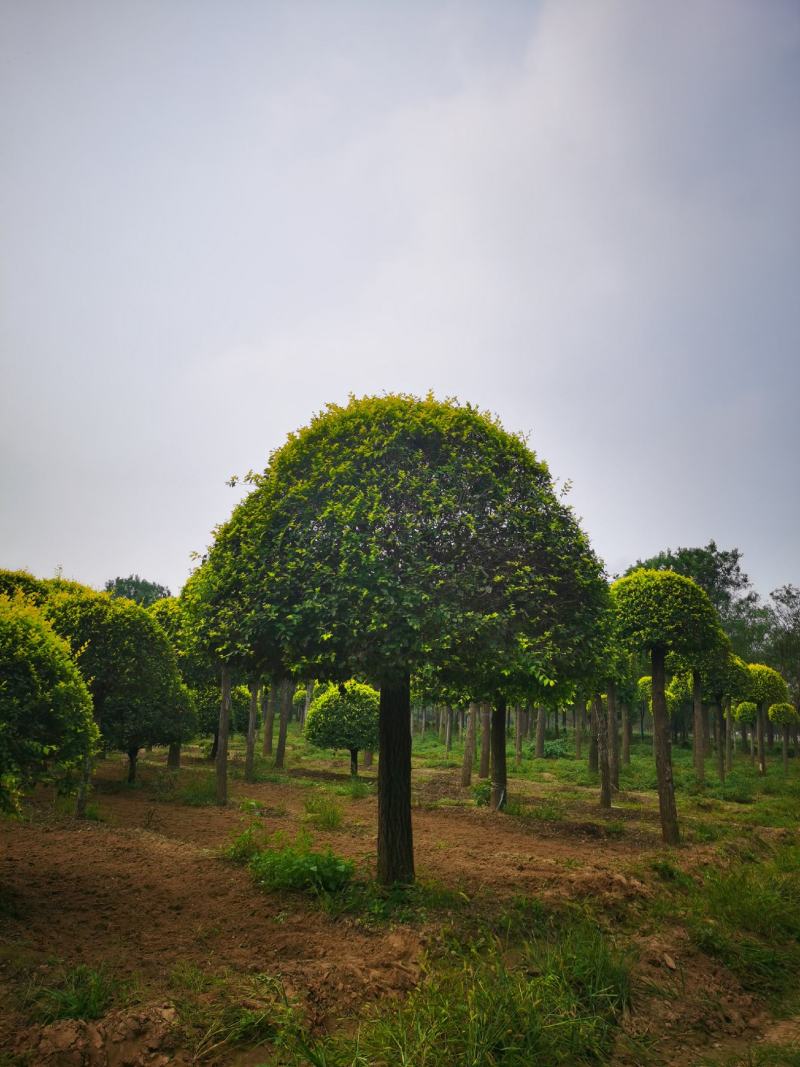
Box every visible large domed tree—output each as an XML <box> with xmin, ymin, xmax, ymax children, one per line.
<box><xmin>232</xmin><ymin>395</ymin><xmax>607</xmax><ymax>883</ymax></box>
<box><xmin>748</xmin><ymin>663</ymin><xmax>789</xmax><ymax>775</ymax></box>
<box><xmin>611</xmin><ymin>569</ymin><xmax>723</xmax><ymax>844</ymax></box>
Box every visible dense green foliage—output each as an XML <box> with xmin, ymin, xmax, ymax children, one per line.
<box><xmin>747</xmin><ymin>663</ymin><xmax>789</xmax><ymax>708</ymax></box>
<box><xmin>734</xmin><ymin>701</ymin><xmax>758</xmax><ymax>725</ymax></box>
<box><xmin>0</xmin><ymin>595</ymin><xmax>97</xmax><ymax>811</ymax></box>
<box><xmin>104</xmin><ymin>574</ymin><xmax>171</xmax><ymax>606</ymax></box>
<box><xmin>768</xmin><ymin>702</ymin><xmax>798</xmax><ymax>727</ymax></box>
<box><xmin>305</xmin><ymin>681</ymin><xmax>379</xmax><ymax>757</ymax></box>
<box><xmin>611</xmin><ymin>570</ymin><xmax>723</xmax><ymax>658</ymax></box>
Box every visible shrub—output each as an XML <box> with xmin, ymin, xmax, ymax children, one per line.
<box><xmin>472</xmin><ymin>780</ymin><xmax>491</xmax><ymax>806</ymax></box>
<box><xmin>248</xmin><ymin>834</ymin><xmax>354</xmax><ymax>894</ymax></box>
<box><xmin>305</xmin><ymin>681</ymin><xmax>379</xmax><ymax>776</ymax></box>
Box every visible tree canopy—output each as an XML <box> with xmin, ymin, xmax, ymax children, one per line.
<box><xmin>104</xmin><ymin>574</ymin><xmax>171</xmax><ymax>607</ymax></box>
<box><xmin>305</xmin><ymin>681</ymin><xmax>379</xmax><ymax>775</ymax></box>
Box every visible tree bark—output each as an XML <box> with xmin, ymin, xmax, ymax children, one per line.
<box><xmin>479</xmin><ymin>703</ymin><xmax>491</xmax><ymax>778</ymax></box>
<box><xmin>245</xmin><ymin>680</ymin><xmax>259</xmax><ymax>782</ymax></box>
<box><xmin>595</xmin><ymin>695</ymin><xmax>612</xmax><ymax>810</ymax></box>
<box><xmin>363</xmin><ymin>749</ymin><xmax>373</xmax><ymax>769</ymax></box>
<box><xmin>262</xmin><ymin>682</ymin><xmax>277</xmax><ymax>756</ymax></box>
<box><xmin>783</xmin><ymin>724</ymin><xmax>789</xmax><ymax>773</ymax></box>
<box><xmin>725</xmin><ymin>697</ymin><xmax>733</xmax><ymax>773</ymax></box>
<box><xmin>588</xmin><ymin>702</ymin><xmax>598</xmax><ymax>773</ymax></box>
<box><xmin>167</xmin><ymin>741</ymin><xmax>181</xmax><ymax>770</ymax></box>
<box><xmin>377</xmin><ymin>673</ymin><xmax>414</xmax><ymax>885</ymax></box>
<box><xmin>490</xmin><ymin>696</ymin><xmax>508</xmax><ymax>811</ymax></box>
<box><xmin>445</xmin><ymin>706</ymin><xmax>453</xmax><ymax>753</ymax></box>
<box><xmin>757</xmin><ymin>703</ymin><xmax>767</xmax><ymax>776</ymax></box>
<box><xmin>302</xmin><ymin>680</ymin><xmax>314</xmax><ymax>727</ymax></box>
<box><xmin>574</xmin><ymin>699</ymin><xmax>583</xmax><ymax>760</ymax></box>
<box><xmin>74</xmin><ymin>750</ymin><xmax>93</xmax><ymax>818</ymax></box>
<box><xmin>608</xmin><ymin>682</ymin><xmax>619</xmax><ymax>791</ymax></box>
<box><xmin>715</xmin><ymin>703</ymin><xmax>725</xmax><ymax>783</ymax></box>
<box><xmin>535</xmin><ymin>705</ymin><xmax>546</xmax><ymax>759</ymax></box>
<box><xmin>209</xmin><ymin>728</ymin><xmax>219</xmax><ymax>761</ymax></box>
<box><xmin>652</xmin><ymin>647</ymin><xmax>680</xmax><ymax>845</ymax></box>
<box><xmin>693</xmin><ymin>670</ymin><xmax>705</xmax><ymax>785</ymax></box>
<box><xmin>461</xmin><ymin>703</ymin><xmax>477</xmax><ymax>787</ymax></box>
<box><xmin>274</xmin><ymin>677</ymin><xmax>293</xmax><ymax>769</ymax></box>
<box><xmin>350</xmin><ymin>748</ymin><xmax>358</xmax><ymax>777</ymax></box>
<box><xmin>514</xmin><ymin>704</ymin><xmax>523</xmax><ymax>768</ymax></box>
<box><xmin>216</xmin><ymin>665</ymin><xmax>232</xmax><ymax>806</ymax></box>
<box><xmin>621</xmin><ymin>701</ymin><xmax>631</xmax><ymax>765</ymax></box>
<box><xmin>127</xmin><ymin>746</ymin><xmax>139</xmax><ymax>785</ymax></box>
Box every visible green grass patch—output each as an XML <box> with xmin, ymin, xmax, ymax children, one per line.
<box><xmin>24</xmin><ymin>964</ymin><xmax>120</xmax><ymax>1023</ymax></box>
<box><xmin>303</xmin><ymin>795</ymin><xmax>344</xmax><ymax>831</ymax></box>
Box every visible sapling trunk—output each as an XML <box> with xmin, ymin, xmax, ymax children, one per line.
<box><xmin>652</xmin><ymin>646</ymin><xmax>680</xmax><ymax>845</ymax></box>
<box><xmin>245</xmin><ymin>681</ymin><xmax>259</xmax><ymax>782</ymax></box>
<box><xmin>127</xmin><ymin>746</ymin><xmax>139</xmax><ymax>785</ymax></box>
<box><xmin>490</xmin><ymin>697</ymin><xmax>508</xmax><ymax>811</ymax></box>
<box><xmin>461</xmin><ymin>703</ymin><xmax>477</xmax><ymax>787</ymax></box>
<box><xmin>479</xmin><ymin>704</ymin><xmax>491</xmax><ymax>778</ymax></box>
<box><xmin>216</xmin><ymin>665</ymin><xmax>232</xmax><ymax>806</ymax></box>
<box><xmin>377</xmin><ymin>673</ymin><xmax>414</xmax><ymax>885</ymax></box>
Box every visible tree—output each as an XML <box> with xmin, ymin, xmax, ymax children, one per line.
<box><xmin>611</xmin><ymin>569</ymin><xmax>724</xmax><ymax>844</ymax></box>
<box><xmin>768</xmin><ymin>702</ymin><xmax>798</xmax><ymax>772</ymax></box>
<box><xmin>768</xmin><ymin>585</ymin><xmax>800</xmax><ymax>704</ymax></box>
<box><xmin>105</xmin><ymin>575</ymin><xmax>171</xmax><ymax>607</ymax></box>
<box><xmin>748</xmin><ymin>663</ymin><xmax>789</xmax><ymax>775</ymax></box>
<box><xmin>628</xmin><ymin>541</ymin><xmax>750</xmax><ymax>617</ymax></box>
<box><xmin>0</xmin><ymin>594</ymin><xmax>98</xmax><ymax>812</ymax></box>
<box><xmin>231</xmin><ymin>395</ymin><xmax>607</xmax><ymax>883</ymax></box>
<box><xmin>305</xmin><ymin>681</ymin><xmax>379</xmax><ymax>776</ymax></box>
<box><xmin>733</xmin><ymin>700</ymin><xmax>758</xmax><ymax>763</ymax></box>
<box><xmin>44</xmin><ymin>586</ymin><xmax>187</xmax><ymax>783</ymax></box>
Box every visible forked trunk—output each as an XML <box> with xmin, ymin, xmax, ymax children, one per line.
<box><xmin>274</xmin><ymin>678</ymin><xmax>293</xmax><ymax>769</ymax></box>
<box><xmin>490</xmin><ymin>696</ymin><xmax>508</xmax><ymax>811</ymax></box>
<box><xmin>461</xmin><ymin>703</ymin><xmax>477</xmax><ymax>787</ymax></box>
<box><xmin>167</xmin><ymin>741</ymin><xmax>181</xmax><ymax>770</ymax></box>
<box><xmin>245</xmin><ymin>680</ymin><xmax>259</xmax><ymax>782</ymax></box>
<box><xmin>216</xmin><ymin>665</ymin><xmax>232</xmax><ymax>806</ymax></box>
<box><xmin>479</xmin><ymin>704</ymin><xmax>491</xmax><ymax>778</ymax></box>
<box><xmin>377</xmin><ymin>673</ymin><xmax>414</xmax><ymax>885</ymax></box>
<box><xmin>127</xmin><ymin>746</ymin><xmax>139</xmax><ymax>785</ymax></box>
<box><xmin>652</xmin><ymin>647</ymin><xmax>680</xmax><ymax>845</ymax></box>
<box><xmin>692</xmin><ymin>670</ymin><xmax>704</xmax><ymax>784</ymax></box>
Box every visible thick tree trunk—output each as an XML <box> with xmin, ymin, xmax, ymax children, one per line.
<box><xmin>262</xmin><ymin>682</ymin><xmax>277</xmax><ymax>757</ymax></box>
<box><xmin>652</xmin><ymin>647</ymin><xmax>680</xmax><ymax>845</ymax></box>
<box><xmin>167</xmin><ymin>741</ymin><xmax>181</xmax><ymax>770</ymax></box>
<box><xmin>693</xmin><ymin>670</ymin><xmax>705</xmax><ymax>784</ymax></box>
<box><xmin>479</xmin><ymin>703</ymin><xmax>491</xmax><ymax>778</ymax></box>
<box><xmin>588</xmin><ymin>702</ymin><xmax>598</xmax><ymax>773</ymax></box>
<box><xmin>216</xmin><ymin>665</ymin><xmax>232</xmax><ymax>806</ymax></box>
<box><xmin>377</xmin><ymin>673</ymin><xmax>414</xmax><ymax>885</ymax></box>
<box><xmin>596</xmin><ymin>695</ymin><xmax>612</xmax><ymax>810</ymax></box>
<box><xmin>461</xmin><ymin>703</ymin><xmax>477</xmax><ymax>787</ymax></box>
<box><xmin>350</xmin><ymin>748</ymin><xmax>358</xmax><ymax>777</ymax></box>
<box><xmin>618</xmin><ymin>699</ymin><xmax>631</xmax><ymax>768</ymax></box>
<box><xmin>535</xmin><ymin>705</ymin><xmax>546</xmax><ymax>759</ymax></box>
<box><xmin>715</xmin><ymin>703</ymin><xmax>725</xmax><ymax>783</ymax></box>
<box><xmin>608</xmin><ymin>682</ymin><xmax>619</xmax><ymax>791</ymax></box>
<box><xmin>274</xmin><ymin>677</ymin><xmax>293</xmax><ymax>769</ymax></box>
<box><xmin>127</xmin><ymin>746</ymin><xmax>139</xmax><ymax>785</ymax></box>
<box><xmin>783</xmin><ymin>725</ymin><xmax>789</xmax><ymax>773</ymax></box>
<box><xmin>245</xmin><ymin>680</ymin><xmax>259</xmax><ymax>782</ymax></box>
<box><xmin>490</xmin><ymin>696</ymin><xmax>508</xmax><ymax>811</ymax></box>
<box><xmin>757</xmin><ymin>703</ymin><xmax>767</xmax><ymax>776</ymax></box>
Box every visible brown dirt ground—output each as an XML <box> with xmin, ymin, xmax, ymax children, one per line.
<box><xmin>0</xmin><ymin>754</ymin><xmax>795</xmax><ymax>1066</ymax></box>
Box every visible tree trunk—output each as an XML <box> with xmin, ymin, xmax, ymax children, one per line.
<box><xmin>363</xmin><ymin>749</ymin><xmax>373</xmax><ymax>769</ymax></box>
<box><xmin>262</xmin><ymin>682</ymin><xmax>277</xmax><ymax>756</ymax></box>
<box><xmin>490</xmin><ymin>696</ymin><xmax>508</xmax><ymax>811</ymax></box>
<box><xmin>74</xmin><ymin>750</ymin><xmax>93</xmax><ymax>818</ymax></box>
<box><xmin>461</xmin><ymin>703</ymin><xmax>477</xmax><ymax>787</ymax></box>
<box><xmin>302</xmin><ymin>680</ymin><xmax>314</xmax><ymax>727</ymax></box>
<box><xmin>652</xmin><ymin>647</ymin><xmax>680</xmax><ymax>845</ymax></box>
<box><xmin>767</xmin><ymin>716</ymin><xmax>775</xmax><ymax>750</ymax></box>
<box><xmin>575</xmin><ymin>699</ymin><xmax>583</xmax><ymax>760</ymax></box>
<box><xmin>588</xmin><ymin>702</ymin><xmax>598</xmax><ymax>773</ymax></box>
<box><xmin>783</xmin><ymin>724</ymin><xmax>789</xmax><ymax>773</ymax></box>
<box><xmin>514</xmin><ymin>704</ymin><xmax>523</xmax><ymax>768</ymax></box>
<box><xmin>535</xmin><ymin>705</ymin><xmax>546</xmax><ymax>759</ymax></box>
<box><xmin>274</xmin><ymin>677</ymin><xmax>293</xmax><ymax>769</ymax></box>
<box><xmin>445</xmin><ymin>707</ymin><xmax>453</xmax><ymax>753</ymax></box>
<box><xmin>127</xmin><ymin>746</ymin><xmax>139</xmax><ymax>785</ymax></box>
<box><xmin>703</xmin><ymin>703</ymin><xmax>711</xmax><ymax>756</ymax></box>
<box><xmin>715</xmin><ymin>703</ymin><xmax>725</xmax><ymax>783</ymax></box>
<box><xmin>479</xmin><ymin>703</ymin><xmax>491</xmax><ymax>778</ymax></box>
<box><xmin>757</xmin><ymin>703</ymin><xmax>767</xmax><ymax>776</ymax></box>
<box><xmin>725</xmin><ymin>697</ymin><xmax>733</xmax><ymax>773</ymax></box>
<box><xmin>377</xmin><ymin>673</ymin><xmax>414</xmax><ymax>885</ymax></box>
<box><xmin>608</xmin><ymin>682</ymin><xmax>619</xmax><ymax>791</ymax></box>
<box><xmin>621</xmin><ymin>701</ymin><xmax>631</xmax><ymax>765</ymax></box>
<box><xmin>216</xmin><ymin>665</ymin><xmax>232</xmax><ymax>806</ymax></box>
<box><xmin>692</xmin><ymin>670</ymin><xmax>704</xmax><ymax>785</ymax></box>
<box><xmin>167</xmin><ymin>741</ymin><xmax>181</xmax><ymax>770</ymax></box>
<box><xmin>350</xmin><ymin>748</ymin><xmax>358</xmax><ymax>777</ymax></box>
<box><xmin>596</xmin><ymin>695</ymin><xmax>612</xmax><ymax>810</ymax></box>
<box><xmin>244</xmin><ymin>681</ymin><xmax>259</xmax><ymax>782</ymax></box>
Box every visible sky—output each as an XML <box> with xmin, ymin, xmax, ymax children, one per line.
<box><xmin>1</xmin><ymin>0</ymin><xmax>798</xmax><ymax>600</ymax></box>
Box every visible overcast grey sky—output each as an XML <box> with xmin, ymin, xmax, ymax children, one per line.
<box><xmin>1</xmin><ymin>0</ymin><xmax>798</xmax><ymax>599</ymax></box>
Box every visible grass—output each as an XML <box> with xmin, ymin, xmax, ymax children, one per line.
<box><xmin>24</xmin><ymin>964</ymin><xmax>121</xmax><ymax>1023</ymax></box>
<box><xmin>303</xmin><ymin>795</ymin><xmax>344</xmax><ymax>830</ymax></box>
<box><xmin>177</xmin><ymin>771</ymin><xmax>218</xmax><ymax>807</ymax></box>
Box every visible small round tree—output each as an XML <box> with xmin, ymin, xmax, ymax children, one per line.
<box><xmin>305</xmin><ymin>681</ymin><xmax>379</xmax><ymax>776</ymax></box>
<box><xmin>611</xmin><ymin>569</ymin><xmax>723</xmax><ymax>844</ymax></box>
<box><xmin>748</xmin><ymin>664</ymin><xmax>789</xmax><ymax>775</ymax></box>
<box><xmin>0</xmin><ymin>594</ymin><xmax>97</xmax><ymax>812</ymax></box>
<box><xmin>768</xmin><ymin>702</ymin><xmax>798</xmax><ymax>772</ymax></box>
